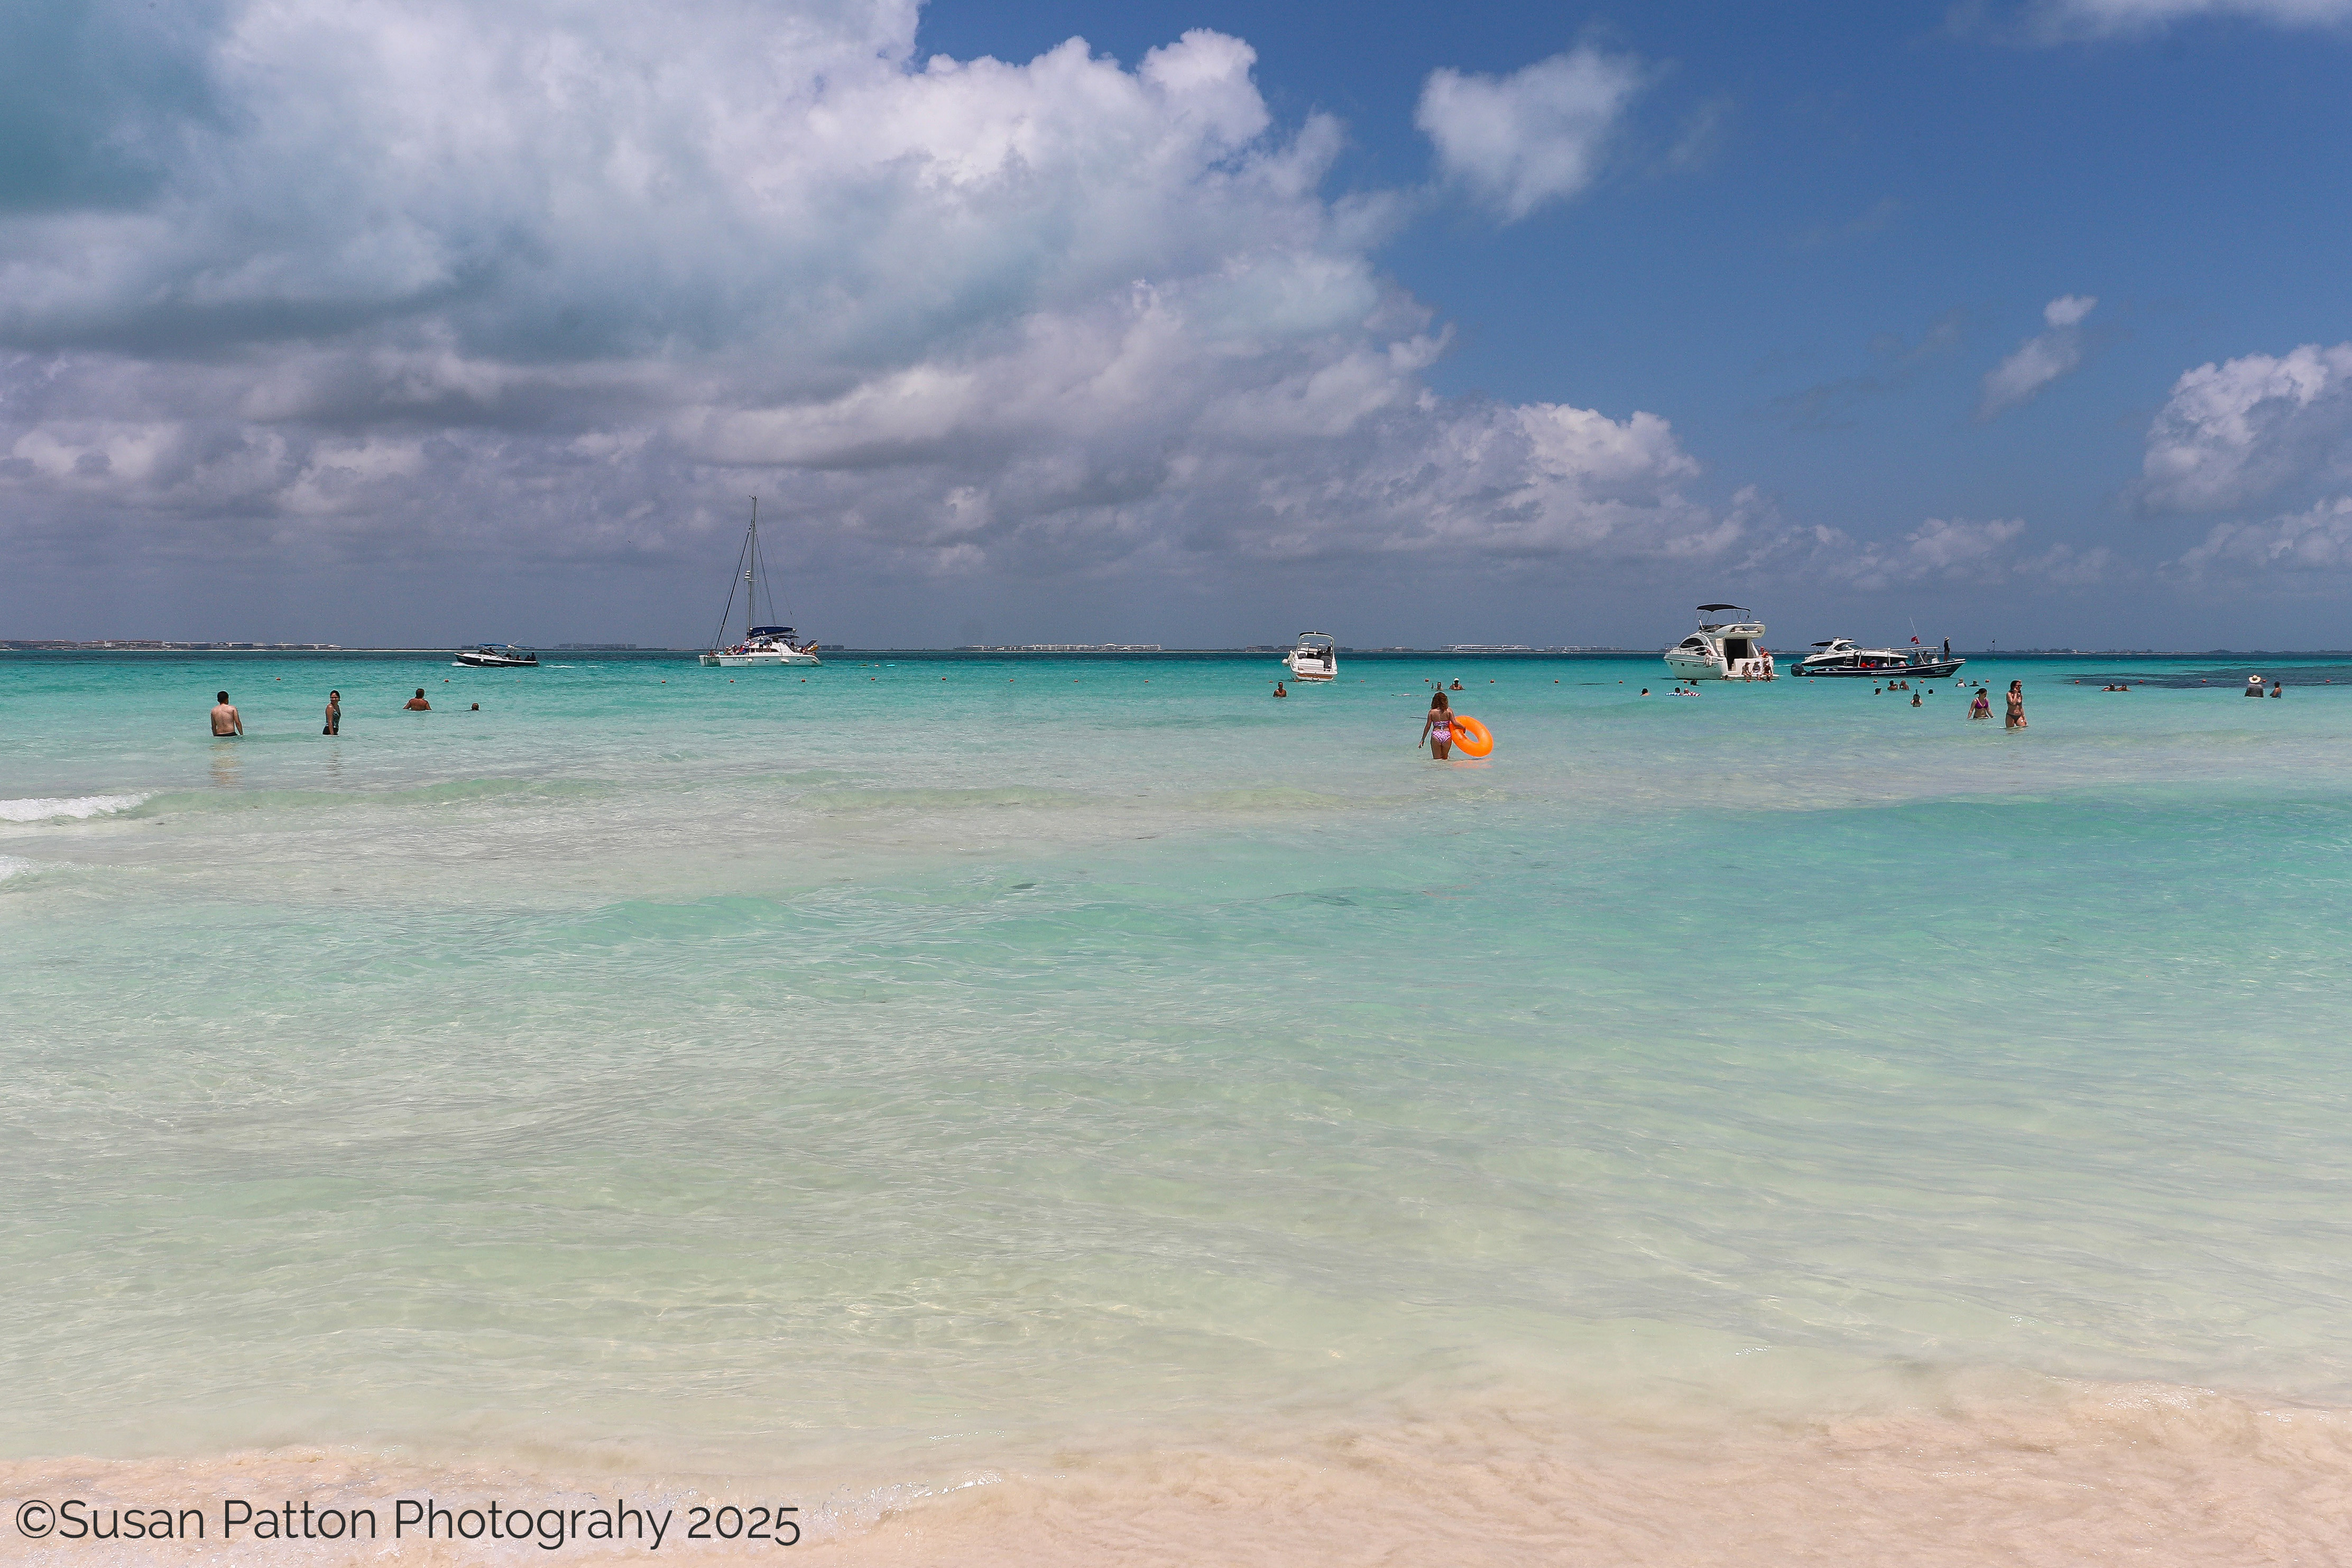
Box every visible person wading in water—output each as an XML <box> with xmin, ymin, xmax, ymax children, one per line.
<box><xmin>1419</xmin><ymin>692</ymin><xmax>1455</xmax><ymax>760</ymax></box>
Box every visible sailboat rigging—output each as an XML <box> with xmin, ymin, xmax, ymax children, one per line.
<box><xmin>699</xmin><ymin>497</ymin><xmax>821</xmax><ymax>667</ymax></box>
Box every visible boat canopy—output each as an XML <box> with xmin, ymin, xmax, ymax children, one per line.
<box><xmin>1697</xmin><ymin>603</ymin><xmax>1741</xmax><ymax>613</ymax></box>
<box><xmin>746</xmin><ymin>626</ymin><xmax>798</xmax><ymax>638</ymax></box>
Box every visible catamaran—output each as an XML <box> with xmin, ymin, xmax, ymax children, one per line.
<box><xmin>699</xmin><ymin>499</ymin><xmax>820</xmax><ymax>668</ymax></box>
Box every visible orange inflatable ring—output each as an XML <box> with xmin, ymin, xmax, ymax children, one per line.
<box><xmin>1452</xmin><ymin>716</ymin><xmax>1493</xmax><ymax>757</ymax></box>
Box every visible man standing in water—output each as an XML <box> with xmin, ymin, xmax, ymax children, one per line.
<box><xmin>404</xmin><ymin>688</ymin><xmax>431</xmax><ymax>711</ymax></box>
<box><xmin>210</xmin><ymin>691</ymin><xmax>243</xmax><ymax>736</ymax></box>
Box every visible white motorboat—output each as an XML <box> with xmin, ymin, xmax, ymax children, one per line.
<box><xmin>1283</xmin><ymin>631</ymin><xmax>1337</xmax><ymax>682</ymax></box>
<box><xmin>1663</xmin><ymin>605</ymin><xmax>1775</xmax><ymax>680</ymax></box>
<box><xmin>453</xmin><ymin>643</ymin><xmax>538</xmax><ymax>668</ymax></box>
<box><xmin>698</xmin><ymin>499</ymin><xmax>822</xmax><ymax>668</ymax></box>
<box><xmin>1794</xmin><ymin>637</ymin><xmax>1964</xmax><ymax>678</ymax></box>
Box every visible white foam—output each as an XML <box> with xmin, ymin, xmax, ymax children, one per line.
<box><xmin>0</xmin><ymin>792</ymin><xmax>147</xmax><ymax>823</ymax></box>
<box><xmin>0</xmin><ymin>855</ymin><xmax>36</xmax><ymax>880</ymax></box>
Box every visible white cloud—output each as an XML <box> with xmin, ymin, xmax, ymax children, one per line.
<box><xmin>2031</xmin><ymin>0</ymin><xmax>2352</xmax><ymax>38</ymax></box>
<box><xmin>0</xmin><ymin>3</ymin><xmax>1736</xmax><ymax>609</ymax></box>
<box><xmin>1822</xmin><ymin>516</ymin><xmax>2026</xmax><ymax>589</ymax></box>
<box><xmin>1772</xmin><ymin>515</ymin><xmax>2108</xmax><ymax>592</ymax></box>
<box><xmin>1415</xmin><ymin>48</ymin><xmax>1647</xmax><ymax>222</ymax></box>
<box><xmin>2174</xmin><ymin>496</ymin><xmax>2352</xmax><ymax>574</ymax></box>
<box><xmin>2042</xmin><ymin>294</ymin><xmax>2097</xmax><ymax>328</ymax></box>
<box><xmin>2140</xmin><ymin>342</ymin><xmax>2352</xmax><ymax>511</ymax></box>
<box><xmin>1976</xmin><ymin>294</ymin><xmax>2097</xmax><ymax>420</ymax></box>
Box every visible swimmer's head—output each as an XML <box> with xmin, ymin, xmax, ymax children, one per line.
<box><xmin>216</xmin><ymin>690</ymin><xmax>229</xmax><ymax>703</ymax></box>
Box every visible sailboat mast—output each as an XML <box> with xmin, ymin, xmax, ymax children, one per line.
<box><xmin>745</xmin><ymin>496</ymin><xmax>758</xmax><ymax>643</ymax></box>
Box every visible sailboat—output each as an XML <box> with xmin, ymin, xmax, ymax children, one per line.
<box><xmin>698</xmin><ymin>498</ymin><xmax>820</xmax><ymax>667</ymax></box>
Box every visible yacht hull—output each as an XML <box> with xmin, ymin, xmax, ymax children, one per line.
<box><xmin>1795</xmin><ymin>658</ymin><xmax>1964</xmax><ymax>678</ymax></box>
<box><xmin>700</xmin><ymin>649</ymin><xmax>821</xmax><ymax>667</ymax></box>
<box><xmin>1663</xmin><ymin>652</ymin><xmax>1775</xmax><ymax>680</ymax></box>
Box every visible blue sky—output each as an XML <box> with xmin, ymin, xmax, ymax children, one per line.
<box><xmin>4</xmin><ymin>0</ymin><xmax>2352</xmax><ymax>647</ymax></box>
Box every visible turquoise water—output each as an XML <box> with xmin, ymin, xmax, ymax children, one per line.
<box><xmin>4</xmin><ymin>651</ymin><xmax>2351</xmax><ymax>1553</ymax></box>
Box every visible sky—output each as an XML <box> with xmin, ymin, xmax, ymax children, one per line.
<box><xmin>4</xmin><ymin>0</ymin><xmax>2352</xmax><ymax>649</ymax></box>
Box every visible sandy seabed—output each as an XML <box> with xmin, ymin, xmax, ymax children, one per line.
<box><xmin>5</xmin><ymin>1376</ymin><xmax>2348</xmax><ymax>1567</ymax></box>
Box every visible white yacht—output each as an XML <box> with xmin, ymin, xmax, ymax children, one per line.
<box><xmin>699</xmin><ymin>499</ymin><xmax>821</xmax><ymax>668</ymax></box>
<box><xmin>1794</xmin><ymin>637</ymin><xmax>1964</xmax><ymax>678</ymax></box>
<box><xmin>453</xmin><ymin>643</ymin><xmax>538</xmax><ymax>668</ymax></box>
<box><xmin>1283</xmin><ymin>632</ymin><xmax>1337</xmax><ymax>682</ymax></box>
<box><xmin>1663</xmin><ymin>605</ymin><xmax>1775</xmax><ymax>680</ymax></box>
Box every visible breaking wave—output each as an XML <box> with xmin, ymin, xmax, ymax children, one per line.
<box><xmin>0</xmin><ymin>793</ymin><xmax>148</xmax><ymax>823</ymax></box>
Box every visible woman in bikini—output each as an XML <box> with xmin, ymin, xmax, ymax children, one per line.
<box><xmin>2005</xmin><ymin>680</ymin><xmax>2027</xmax><ymax>730</ymax></box>
<box><xmin>1968</xmin><ymin>687</ymin><xmax>1991</xmax><ymax>721</ymax></box>
<box><xmin>1420</xmin><ymin>692</ymin><xmax>1455</xmax><ymax>759</ymax></box>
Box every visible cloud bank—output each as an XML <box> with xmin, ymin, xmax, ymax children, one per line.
<box><xmin>2141</xmin><ymin>342</ymin><xmax>2352</xmax><ymax>513</ymax></box>
<box><xmin>2143</xmin><ymin>340</ymin><xmax>2352</xmax><ymax>581</ymax></box>
<box><xmin>2175</xmin><ymin>497</ymin><xmax>2352</xmax><ymax>574</ymax></box>
<box><xmin>1977</xmin><ymin>294</ymin><xmax>2096</xmax><ymax>420</ymax></box>
<box><xmin>1787</xmin><ymin>515</ymin><xmax>2110</xmax><ymax>592</ymax></box>
<box><xmin>0</xmin><ymin>2</ymin><xmax>1735</xmax><ymax>640</ymax></box>
<box><xmin>2030</xmin><ymin>0</ymin><xmax>2352</xmax><ymax>38</ymax></box>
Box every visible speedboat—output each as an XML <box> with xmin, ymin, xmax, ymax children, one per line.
<box><xmin>699</xmin><ymin>498</ymin><xmax>822</xmax><ymax>668</ymax></box>
<box><xmin>1663</xmin><ymin>605</ymin><xmax>1775</xmax><ymax>680</ymax></box>
<box><xmin>1283</xmin><ymin>632</ymin><xmax>1337</xmax><ymax>682</ymax></box>
<box><xmin>454</xmin><ymin>644</ymin><xmax>539</xmax><ymax>668</ymax></box>
<box><xmin>702</xmin><ymin>625</ymin><xmax>821</xmax><ymax>667</ymax></box>
<box><xmin>1794</xmin><ymin>637</ymin><xmax>1964</xmax><ymax>678</ymax></box>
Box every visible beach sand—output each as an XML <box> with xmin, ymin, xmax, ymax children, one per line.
<box><xmin>6</xmin><ymin>1377</ymin><xmax>2349</xmax><ymax>1565</ymax></box>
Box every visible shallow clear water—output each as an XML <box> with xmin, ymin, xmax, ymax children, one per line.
<box><xmin>5</xmin><ymin>651</ymin><xmax>2350</xmax><ymax>1560</ymax></box>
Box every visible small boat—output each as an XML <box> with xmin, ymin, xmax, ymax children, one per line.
<box><xmin>1663</xmin><ymin>605</ymin><xmax>1775</xmax><ymax>680</ymax></box>
<box><xmin>1283</xmin><ymin>632</ymin><xmax>1337</xmax><ymax>682</ymax></box>
<box><xmin>454</xmin><ymin>644</ymin><xmax>539</xmax><ymax>668</ymax></box>
<box><xmin>698</xmin><ymin>498</ymin><xmax>821</xmax><ymax>668</ymax></box>
<box><xmin>1794</xmin><ymin>637</ymin><xmax>1965</xmax><ymax>679</ymax></box>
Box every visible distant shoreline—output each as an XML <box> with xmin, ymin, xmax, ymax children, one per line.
<box><xmin>7</xmin><ymin>644</ymin><xmax>2352</xmax><ymax>659</ymax></box>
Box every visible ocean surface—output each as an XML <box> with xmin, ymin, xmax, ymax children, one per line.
<box><xmin>4</xmin><ymin>650</ymin><xmax>2350</xmax><ymax>1564</ymax></box>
